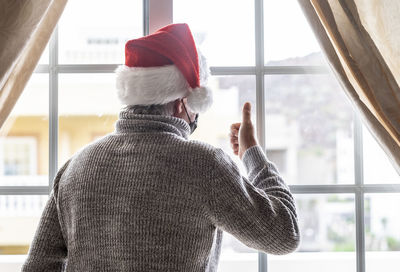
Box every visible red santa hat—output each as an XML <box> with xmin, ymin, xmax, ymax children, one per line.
<box><xmin>115</xmin><ymin>23</ymin><xmax>213</xmax><ymax>113</ymax></box>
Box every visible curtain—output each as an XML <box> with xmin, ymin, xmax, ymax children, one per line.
<box><xmin>298</xmin><ymin>0</ymin><xmax>400</xmax><ymax>175</ymax></box>
<box><xmin>0</xmin><ymin>0</ymin><xmax>68</xmax><ymax>128</ymax></box>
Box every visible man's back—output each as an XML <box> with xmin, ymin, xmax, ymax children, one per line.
<box><xmin>22</xmin><ymin>110</ymin><xmax>300</xmax><ymax>272</ymax></box>
<box><xmin>59</xmin><ymin>115</ymin><xmax>222</xmax><ymax>271</ymax></box>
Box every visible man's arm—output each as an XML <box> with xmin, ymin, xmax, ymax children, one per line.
<box><xmin>206</xmin><ymin>102</ymin><xmax>300</xmax><ymax>255</ymax></box>
<box><xmin>21</xmin><ymin>159</ymin><xmax>71</xmax><ymax>271</ymax></box>
<box><xmin>207</xmin><ymin>145</ymin><xmax>300</xmax><ymax>255</ymax></box>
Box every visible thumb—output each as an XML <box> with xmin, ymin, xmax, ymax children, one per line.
<box><xmin>242</xmin><ymin>102</ymin><xmax>252</xmax><ymax>123</ymax></box>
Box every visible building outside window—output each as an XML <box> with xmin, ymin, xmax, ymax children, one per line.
<box><xmin>1</xmin><ymin>137</ymin><xmax>37</xmax><ymax>177</ymax></box>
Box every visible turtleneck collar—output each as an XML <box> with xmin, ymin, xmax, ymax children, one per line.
<box><xmin>114</xmin><ymin>108</ymin><xmax>191</xmax><ymax>140</ymax></box>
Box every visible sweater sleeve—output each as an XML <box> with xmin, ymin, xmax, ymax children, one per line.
<box><xmin>21</xmin><ymin>159</ymin><xmax>71</xmax><ymax>272</ymax></box>
<box><xmin>207</xmin><ymin>145</ymin><xmax>300</xmax><ymax>255</ymax></box>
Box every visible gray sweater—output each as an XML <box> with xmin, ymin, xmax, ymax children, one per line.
<box><xmin>22</xmin><ymin>108</ymin><xmax>300</xmax><ymax>272</ymax></box>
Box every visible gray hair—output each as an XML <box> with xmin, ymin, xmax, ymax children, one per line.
<box><xmin>122</xmin><ymin>100</ymin><xmax>176</xmax><ymax>116</ymax></box>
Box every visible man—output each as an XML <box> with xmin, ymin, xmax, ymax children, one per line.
<box><xmin>22</xmin><ymin>23</ymin><xmax>300</xmax><ymax>272</ymax></box>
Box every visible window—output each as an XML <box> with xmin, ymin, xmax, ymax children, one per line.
<box><xmin>265</xmin><ymin>74</ymin><xmax>355</xmax><ymax>185</ymax></box>
<box><xmin>0</xmin><ymin>137</ymin><xmax>37</xmax><ymax>176</ymax></box>
<box><xmin>1</xmin><ymin>1</ymin><xmax>399</xmax><ymax>272</ymax></box>
<box><xmin>267</xmin><ymin>149</ymin><xmax>287</xmax><ymax>173</ymax></box>
<box><xmin>271</xmin><ymin>194</ymin><xmax>357</xmax><ymax>271</ymax></box>
<box><xmin>57</xmin><ymin>73</ymin><xmax>120</xmax><ymax>168</ymax></box>
<box><xmin>58</xmin><ymin>0</ymin><xmax>142</xmax><ymax>64</ymax></box>
<box><xmin>0</xmin><ymin>74</ymin><xmax>49</xmax><ymax>188</ymax></box>
<box><xmin>0</xmin><ymin>195</ymin><xmax>48</xmax><ymax>255</ymax></box>
<box><xmin>364</xmin><ymin>194</ymin><xmax>400</xmax><ymax>272</ymax></box>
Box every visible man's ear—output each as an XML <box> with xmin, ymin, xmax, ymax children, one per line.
<box><xmin>173</xmin><ymin>98</ymin><xmax>183</xmax><ymax>117</ymax></box>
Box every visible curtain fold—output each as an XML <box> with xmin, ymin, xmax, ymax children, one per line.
<box><xmin>0</xmin><ymin>0</ymin><xmax>68</xmax><ymax>128</ymax></box>
<box><xmin>298</xmin><ymin>0</ymin><xmax>400</xmax><ymax>175</ymax></box>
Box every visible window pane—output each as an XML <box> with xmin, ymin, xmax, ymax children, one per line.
<box><xmin>265</xmin><ymin>74</ymin><xmax>355</xmax><ymax>185</ymax></box>
<box><xmin>191</xmin><ymin>76</ymin><xmax>257</xmax><ymax>271</ymax></box>
<box><xmin>0</xmin><ymin>74</ymin><xmax>49</xmax><ymax>186</ymax></box>
<box><xmin>173</xmin><ymin>0</ymin><xmax>255</xmax><ymax>66</ymax></box>
<box><xmin>58</xmin><ymin>73</ymin><xmax>122</xmax><ymax>168</ymax></box>
<box><xmin>365</xmin><ymin>194</ymin><xmax>400</xmax><ymax>272</ymax></box>
<box><xmin>264</xmin><ymin>0</ymin><xmax>326</xmax><ymax>66</ymax></box>
<box><xmin>269</xmin><ymin>194</ymin><xmax>356</xmax><ymax>272</ymax></box>
<box><xmin>58</xmin><ymin>0</ymin><xmax>142</xmax><ymax>64</ymax></box>
<box><xmin>363</xmin><ymin>124</ymin><xmax>400</xmax><ymax>184</ymax></box>
<box><xmin>0</xmin><ymin>195</ymin><xmax>48</xmax><ymax>256</ymax></box>
<box><xmin>191</xmin><ymin>76</ymin><xmax>256</xmax><ymax>174</ymax></box>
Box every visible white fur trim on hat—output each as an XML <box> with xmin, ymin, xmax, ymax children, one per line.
<box><xmin>197</xmin><ymin>47</ymin><xmax>210</xmax><ymax>85</ymax></box>
<box><xmin>115</xmin><ymin>64</ymin><xmax>190</xmax><ymax>106</ymax></box>
<box><xmin>186</xmin><ymin>86</ymin><xmax>213</xmax><ymax>113</ymax></box>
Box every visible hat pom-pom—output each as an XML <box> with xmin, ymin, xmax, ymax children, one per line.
<box><xmin>186</xmin><ymin>86</ymin><xmax>213</xmax><ymax>113</ymax></box>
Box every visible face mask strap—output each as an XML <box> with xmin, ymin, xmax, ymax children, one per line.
<box><xmin>181</xmin><ymin>98</ymin><xmax>198</xmax><ymax>134</ymax></box>
<box><xmin>181</xmin><ymin>98</ymin><xmax>192</xmax><ymax>123</ymax></box>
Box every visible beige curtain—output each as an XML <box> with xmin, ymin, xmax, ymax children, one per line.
<box><xmin>298</xmin><ymin>0</ymin><xmax>400</xmax><ymax>175</ymax></box>
<box><xmin>0</xmin><ymin>0</ymin><xmax>68</xmax><ymax>128</ymax></box>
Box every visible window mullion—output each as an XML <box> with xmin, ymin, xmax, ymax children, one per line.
<box><xmin>54</xmin><ymin>65</ymin><xmax>258</xmax><ymax>75</ymax></box>
<box><xmin>148</xmin><ymin>0</ymin><xmax>172</xmax><ymax>34</ymax></box>
<box><xmin>255</xmin><ymin>0</ymin><xmax>266</xmax><ymax>151</ymax></box>
<box><xmin>33</xmin><ymin>64</ymin><xmax>50</xmax><ymax>73</ymax></box>
<box><xmin>0</xmin><ymin>186</ymin><xmax>49</xmax><ymax>195</ymax></box>
<box><xmin>143</xmin><ymin>0</ymin><xmax>149</xmax><ymax>35</ymax></box>
<box><xmin>255</xmin><ymin>0</ymin><xmax>267</xmax><ymax>271</ymax></box>
<box><xmin>354</xmin><ymin>110</ymin><xmax>366</xmax><ymax>272</ymax></box>
<box><xmin>264</xmin><ymin>65</ymin><xmax>329</xmax><ymax>74</ymax></box>
<box><xmin>210</xmin><ymin>67</ymin><xmax>256</xmax><ymax>76</ymax></box>
<box><xmin>49</xmin><ymin>25</ymin><xmax>59</xmax><ymax>193</ymax></box>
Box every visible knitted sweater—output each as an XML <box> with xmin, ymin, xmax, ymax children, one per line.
<box><xmin>22</xmin><ymin>108</ymin><xmax>300</xmax><ymax>272</ymax></box>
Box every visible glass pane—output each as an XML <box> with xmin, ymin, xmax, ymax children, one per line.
<box><xmin>191</xmin><ymin>76</ymin><xmax>256</xmax><ymax>174</ymax></box>
<box><xmin>190</xmin><ymin>76</ymin><xmax>257</xmax><ymax>271</ymax></box>
<box><xmin>58</xmin><ymin>74</ymin><xmax>122</xmax><ymax>168</ymax></box>
<box><xmin>0</xmin><ymin>74</ymin><xmax>49</xmax><ymax>186</ymax></box>
<box><xmin>0</xmin><ymin>195</ymin><xmax>49</xmax><ymax>256</ymax></box>
<box><xmin>173</xmin><ymin>0</ymin><xmax>255</xmax><ymax>66</ymax></box>
<box><xmin>363</xmin><ymin>124</ymin><xmax>400</xmax><ymax>184</ymax></box>
<box><xmin>269</xmin><ymin>194</ymin><xmax>356</xmax><ymax>272</ymax></box>
<box><xmin>264</xmin><ymin>0</ymin><xmax>326</xmax><ymax>66</ymax></box>
<box><xmin>58</xmin><ymin>0</ymin><xmax>143</xmax><ymax>64</ymax></box>
<box><xmin>365</xmin><ymin>194</ymin><xmax>400</xmax><ymax>272</ymax></box>
<box><xmin>265</xmin><ymin>74</ymin><xmax>355</xmax><ymax>185</ymax></box>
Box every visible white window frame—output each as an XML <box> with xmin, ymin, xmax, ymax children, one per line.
<box><xmin>1</xmin><ymin>1</ymin><xmax>400</xmax><ymax>271</ymax></box>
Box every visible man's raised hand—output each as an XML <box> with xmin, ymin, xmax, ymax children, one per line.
<box><xmin>229</xmin><ymin>102</ymin><xmax>258</xmax><ymax>160</ymax></box>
